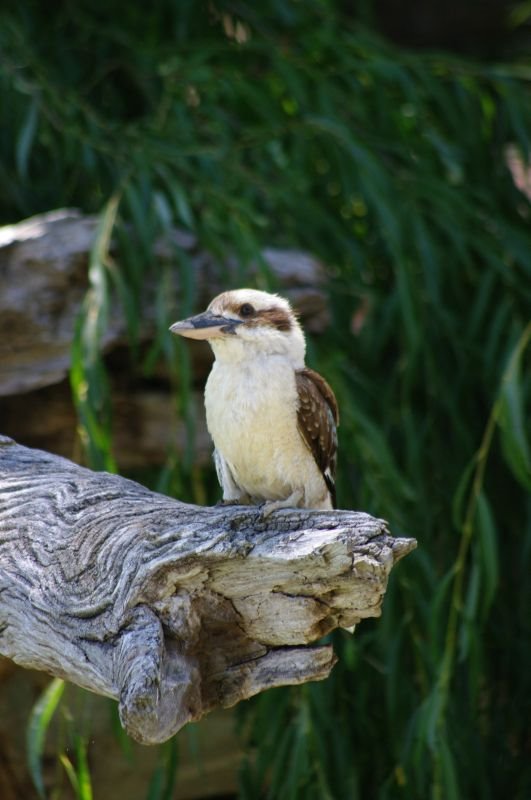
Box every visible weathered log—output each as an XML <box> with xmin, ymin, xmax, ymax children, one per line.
<box><xmin>0</xmin><ymin>436</ymin><xmax>416</xmax><ymax>744</ymax></box>
<box><xmin>0</xmin><ymin>209</ymin><xmax>328</xmax><ymax>398</ymax></box>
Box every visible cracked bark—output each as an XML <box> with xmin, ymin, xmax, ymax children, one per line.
<box><xmin>0</xmin><ymin>436</ymin><xmax>416</xmax><ymax>744</ymax></box>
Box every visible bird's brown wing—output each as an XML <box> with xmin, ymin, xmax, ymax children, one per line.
<box><xmin>295</xmin><ymin>368</ymin><xmax>339</xmax><ymax>507</ymax></box>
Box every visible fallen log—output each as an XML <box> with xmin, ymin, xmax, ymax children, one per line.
<box><xmin>0</xmin><ymin>436</ymin><xmax>416</xmax><ymax>744</ymax></box>
<box><xmin>0</xmin><ymin>209</ymin><xmax>329</xmax><ymax>398</ymax></box>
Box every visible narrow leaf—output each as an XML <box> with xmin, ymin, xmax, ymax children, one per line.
<box><xmin>475</xmin><ymin>492</ymin><xmax>499</xmax><ymax>616</ymax></box>
<box><xmin>498</xmin><ymin>324</ymin><xmax>531</xmax><ymax>490</ymax></box>
<box><xmin>59</xmin><ymin>753</ymin><xmax>80</xmax><ymax>796</ymax></box>
<box><xmin>26</xmin><ymin>678</ymin><xmax>65</xmax><ymax>799</ymax></box>
<box><xmin>74</xmin><ymin>735</ymin><xmax>93</xmax><ymax>800</ymax></box>
<box><xmin>16</xmin><ymin>96</ymin><xmax>39</xmax><ymax>179</ymax></box>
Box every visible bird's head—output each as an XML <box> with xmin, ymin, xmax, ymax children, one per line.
<box><xmin>170</xmin><ymin>288</ymin><xmax>306</xmax><ymax>365</ymax></box>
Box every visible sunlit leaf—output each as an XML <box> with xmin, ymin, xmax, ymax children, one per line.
<box><xmin>27</xmin><ymin>678</ymin><xmax>65</xmax><ymax>799</ymax></box>
<box><xmin>59</xmin><ymin>754</ymin><xmax>78</xmax><ymax>795</ymax></box>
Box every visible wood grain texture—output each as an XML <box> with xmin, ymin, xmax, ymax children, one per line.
<box><xmin>0</xmin><ymin>436</ymin><xmax>416</xmax><ymax>744</ymax></box>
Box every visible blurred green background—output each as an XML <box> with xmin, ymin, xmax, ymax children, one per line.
<box><xmin>1</xmin><ymin>1</ymin><xmax>530</xmax><ymax>798</ymax></box>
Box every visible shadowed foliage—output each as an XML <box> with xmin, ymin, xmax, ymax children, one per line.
<box><xmin>1</xmin><ymin>1</ymin><xmax>530</xmax><ymax>798</ymax></box>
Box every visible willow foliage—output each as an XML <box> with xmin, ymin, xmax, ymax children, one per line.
<box><xmin>1</xmin><ymin>2</ymin><xmax>530</xmax><ymax>798</ymax></box>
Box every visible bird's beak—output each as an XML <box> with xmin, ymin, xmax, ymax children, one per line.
<box><xmin>169</xmin><ymin>312</ymin><xmax>243</xmax><ymax>340</ymax></box>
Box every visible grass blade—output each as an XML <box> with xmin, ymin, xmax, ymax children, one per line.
<box><xmin>26</xmin><ymin>678</ymin><xmax>65</xmax><ymax>799</ymax></box>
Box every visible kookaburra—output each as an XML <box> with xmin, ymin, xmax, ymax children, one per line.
<box><xmin>170</xmin><ymin>289</ymin><xmax>339</xmax><ymax>514</ymax></box>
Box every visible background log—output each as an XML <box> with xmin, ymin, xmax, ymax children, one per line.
<box><xmin>0</xmin><ymin>209</ymin><xmax>328</xmax><ymax>397</ymax></box>
<box><xmin>0</xmin><ymin>435</ymin><xmax>416</xmax><ymax>745</ymax></box>
<box><xmin>0</xmin><ymin>209</ymin><xmax>331</xmax><ymax>470</ymax></box>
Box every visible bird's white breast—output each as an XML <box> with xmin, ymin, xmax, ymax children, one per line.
<box><xmin>204</xmin><ymin>354</ymin><xmax>327</xmax><ymax>504</ymax></box>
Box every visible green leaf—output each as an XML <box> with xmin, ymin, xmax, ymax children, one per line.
<box><xmin>429</xmin><ymin>565</ymin><xmax>457</xmax><ymax>658</ymax></box>
<box><xmin>475</xmin><ymin>492</ymin><xmax>499</xmax><ymax>617</ymax></box>
<box><xmin>70</xmin><ymin>195</ymin><xmax>120</xmax><ymax>471</ymax></box>
<box><xmin>26</xmin><ymin>678</ymin><xmax>65</xmax><ymax>799</ymax></box>
<box><xmin>458</xmin><ymin>562</ymin><xmax>480</xmax><ymax>661</ymax></box>
<box><xmin>74</xmin><ymin>735</ymin><xmax>93</xmax><ymax>800</ymax></box>
<box><xmin>16</xmin><ymin>95</ymin><xmax>39</xmax><ymax>179</ymax></box>
<box><xmin>498</xmin><ymin>325</ymin><xmax>531</xmax><ymax>490</ymax></box>
<box><xmin>59</xmin><ymin>736</ymin><xmax>93</xmax><ymax>800</ymax></box>
<box><xmin>109</xmin><ymin>700</ymin><xmax>133</xmax><ymax>761</ymax></box>
<box><xmin>146</xmin><ymin>739</ymin><xmax>179</xmax><ymax>800</ymax></box>
<box><xmin>438</xmin><ymin>738</ymin><xmax>460</xmax><ymax>800</ymax></box>
<box><xmin>452</xmin><ymin>459</ymin><xmax>476</xmax><ymax>530</ymax></box>
<box><xmin>419</xmin><ymin>685</ymin><xmax>445</xmax><ymax>752</ymax></box>
<box><xmin>59</xmin><ymin>753</ymin><xmax>80</xmax><ymax>796</ymax></box>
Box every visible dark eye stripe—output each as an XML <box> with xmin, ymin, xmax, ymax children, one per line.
<box><xmin>257</xmin><ymin>308</ymin><xmax>293</xmax><ymax>332</ymax></box>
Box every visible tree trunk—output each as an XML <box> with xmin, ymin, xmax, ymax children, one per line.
<box><xmin>0</xmin><ymin>436</ymin><xmax>416</xmax><ymax>744</ymax></box>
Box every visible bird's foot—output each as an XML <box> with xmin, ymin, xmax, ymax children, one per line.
<box><xmin>215</xmin><ymin>496</ymin><xmax>251</xmax><ymax>507</ymax></box>
<box><xmin>259</xmin><ymin>489</ymin><xmax>304</xmax><ymax>518</ymax></box>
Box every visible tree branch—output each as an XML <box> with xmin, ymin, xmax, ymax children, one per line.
<box><xmin>0</xmin><ymin>436</ymin><xmax>416</xmax><ymax>744</ymax></box>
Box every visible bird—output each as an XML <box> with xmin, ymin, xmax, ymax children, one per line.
<box><xmin>170</xmin><ymin>288</ymin><xmax>339</xmax><ymax>515</ymax></box>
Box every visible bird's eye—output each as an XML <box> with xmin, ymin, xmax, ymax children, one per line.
<box><xmin>239</xmin><ymin>303</ymin><xmax>255</xmax><ymax>317</ymax></box>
